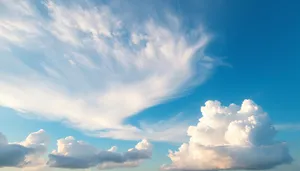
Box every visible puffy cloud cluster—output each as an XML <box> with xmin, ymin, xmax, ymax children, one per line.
<box><xmin>47</xmin><ymin>137</ymin><xmax>152</xmax><ymax>169</ymax></box>
<box><xmin>162</xmin><ymin>99</ymin><xmax>293</xmax><ymax>171</ymax></box>
<box><xmin>0</xmin><ymin>130</ymin><xmax>152</xmax><ymax>169</ymax></box>
<box><xmin>0</xmin><ymin>130</ymin><xmax>48</xmax><ymax>168</ymax></box>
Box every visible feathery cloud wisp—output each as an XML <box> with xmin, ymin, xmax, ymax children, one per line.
<box><xmin>274</xmin><ymin>123</ymin><xmax>300</xmax><ymax>131</ymax></box>
<box><xmin>0</xmin><ymin>0</ymin><xmax>218</xmax><ymax>142</ymax></box>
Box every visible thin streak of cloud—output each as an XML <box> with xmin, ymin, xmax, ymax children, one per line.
<box><xmin>274</xmin><ymin>123</ymin><xmax>300</xmax><ymax>131</ymax></box>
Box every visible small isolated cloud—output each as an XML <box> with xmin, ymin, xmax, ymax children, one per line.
<box><xmin>0</xmin><ymin>130</ymin><xmax>48</xmax><ymax>168</ymax></box>
<box><xmin>47</xmin><ymin>136</ymin><xmax>152</xmax><ymax>169</ymax></box>
<box><xmin>274</xmin><ymin>123</ymin><xmax>300</xmax><ymax>131</ymax></box>
<box><xmin>94</xmin><ymin>113</ymin><xmax>190</xmax><ymax>143</ymax></box>
<box><xmin>161</xmin><ymin>99</ymin><xmax>293</xmax><ymax>171</ymax></box>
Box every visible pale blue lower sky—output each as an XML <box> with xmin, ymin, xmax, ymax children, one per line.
<box><xmin>1</xmin><ymin>107</ymin><xmax>299</xmax><ymax>171</ymax></box>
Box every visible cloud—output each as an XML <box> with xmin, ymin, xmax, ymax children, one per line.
<box><xmin>161</xmin><ymin>99</ymin><xmax>293</xmax><ymax>171</ymax></box>
<box><xmin>47</xmin><ymin>136</ymin><xmax>152</xmax><ymax>169</ymax></box>
<box><xmin>0</xmin><ymin>0</ymin><xmax>218</xmax><ymax>142</ymax></box>
<box><xmin>0</xmin><ymin>130</ymin><xmax>152</xmax><ymax>170</ymax></box>
<box><xmin>97</xmin><ymin>161</ymin><xmax>139</xmax><ymax>170</ymax></box>
<box><xmin>0</xmin><ymin>130</ymin><xmax>48</xmax><ymax>168</ymax></box>
<box><xmin>92</xmin><ymin>113</ymin><xmax>190</xmax><ymax>143</ymax></box>
<box><xmin>274</xmin><ymin>123</ymin><xmax>300</xmax><ymax>131</ymax></box>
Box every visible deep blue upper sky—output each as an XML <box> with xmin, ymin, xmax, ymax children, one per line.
<box><xmin>129</xmin><ymin>0</ymin><xmax>300</xmax><ymax>124</ymax></box>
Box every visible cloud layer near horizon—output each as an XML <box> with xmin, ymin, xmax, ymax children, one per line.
<box><xmin>48</xmin><ymin>137</ymin><xmax>152</xmax><ymax>169</ymax></box>
<box><xmin>162</xmin><ymin>99</ymin><xmax>293</xmax><ymax>171</ymax></box>
<box><xmin>0</xmin><ymin>0</ymin><xmax>218</xmax><ymax>142</ymax></box>
<box><xmin>0</xmin><ymin>130</ymin><xmax>48</xmax><ymax>168</ymax></box>
<box><xmin>0</xmin><ymin>130</ymin><xmax>152</xmax><ymax>170</ymax></box>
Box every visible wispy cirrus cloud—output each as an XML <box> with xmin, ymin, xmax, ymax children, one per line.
<box><xmin>274</xmin><ymin>123</ymin><xmax>300</xmax><ymax>131</ymax></box>
<box><xmin>0</xmin><ymin>0</ymin><xmax>219</xmax><ymax>142</ymax></box>
<box><xmin>92</xmin><ymin>113</ymin><xmax>191</xmax><ymax>143</ymax></box>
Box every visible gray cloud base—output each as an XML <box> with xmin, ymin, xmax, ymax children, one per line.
<box><xmin>47</xmin><ymin>136</ymin><xmax>152</xmax><ymax>169</ymax></box>
<box><xmin>48</xmin><ymin>149</ymin><xmax>151</xmax><ymax>169</ymax></box>
<box><xmin>0</xmin><ymin>130</ymin><xmax>48</xmax><ymax>168</ymax></box>
<box><xmin>0</xmin><ymin>144</ymin><xmax>33</xmax><ymax>167</ymax></box>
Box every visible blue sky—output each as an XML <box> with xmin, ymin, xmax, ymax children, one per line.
<box><xmin>0</xmin><ymin>0</ymin><xmax>299</xmax><ymax>171</ymax></box>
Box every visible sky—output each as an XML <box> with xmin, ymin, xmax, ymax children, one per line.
<box><xmin>0</xmin><ymin>0</ymin><xmax>299</xmax><ymax>171</ymax></box>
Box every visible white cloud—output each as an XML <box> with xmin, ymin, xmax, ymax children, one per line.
<box><xmin>0</xmin><ymin>130</ymin><xmax>152</xmax><ymax>170</ymax></box>
<box><xmin>162</xmin><ymin>99</ymin><xmax>293</xmax><ymax>171</ymax></box>
<box><xmin>0</xmin><ymin>0</ymin><xmax>42</xmax><ymax>46</ymax></box>
<box><xmin>47</xmin><ymin>136</ymin><xmax>152</xmax><ymax>169</ymax></box>
<box><xmin>0</xmin><ymin>130</ymin><xmax>49</xmax><ymax>168</ymax></box>
<box><xmin>131</xmin><ymin>33</ymin><xmax>148</xmax><ymax>45</ymax></box>
<box><xmin>0</xmin><ymin>0</ymin><xmax>218</xmax><ymax>142</ymax></box>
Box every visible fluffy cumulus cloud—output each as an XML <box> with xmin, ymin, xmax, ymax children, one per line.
<box><xmin>0</xmin><ymin>130</ymin><xmax>49</xmax><ymax>168</ymax></box>
<box><xmin>0</xmin><ymin>0</ymin><xmax>219</xmax><ymax>142</ymax></box>
<box><xmin>47</xmin><ymin>136</ymin><xmax>152</xmax><ymax>169</ymax></box>
<box><xmin>162</xmin><ymin>99</ymin><xmax>293</xmax><ymax>171</ymax></box>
